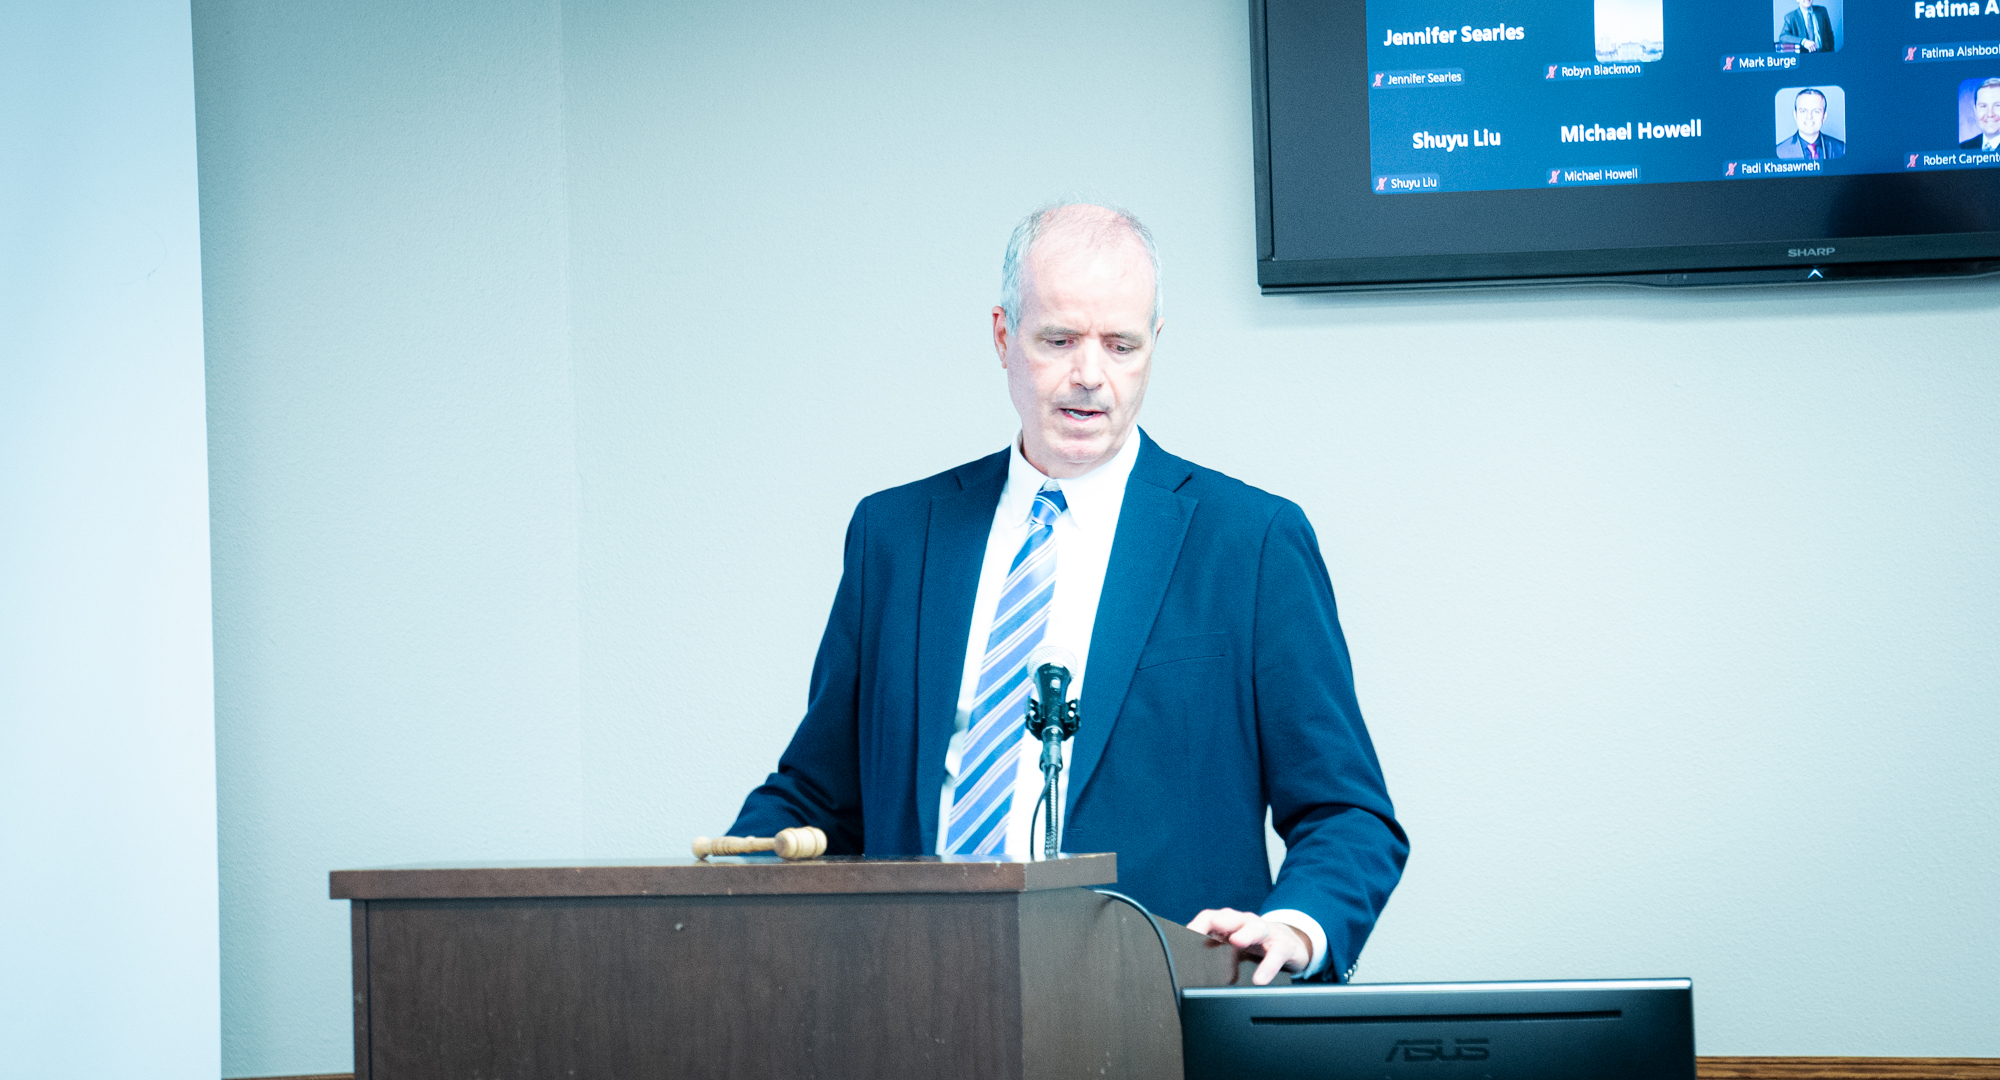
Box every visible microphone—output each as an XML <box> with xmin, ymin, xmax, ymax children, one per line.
<box><xmin>1023</xmin><ymin>645</ymin><xmax>1081</xmax><ymax>860</ymax></box>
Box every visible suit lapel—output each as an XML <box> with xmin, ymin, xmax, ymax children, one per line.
<box><xmin>1067</xmin><ymin>432</ymin><xmax>1196</xmax><ymax>817</ymax></box>
<box><xmin>914</xmin><ymin>451</ymin><xmax>1007</xmax><ymax>851</ymax></box>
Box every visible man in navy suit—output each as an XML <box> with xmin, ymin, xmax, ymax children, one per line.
<box><xmin>1963</xmin><ymin>79</ymin><xmax>2000</xmax><ymax>151</ymax></box>
<box><xmin>728</xmin><ymin>204</ymin><xmax>1406</xmax><ymax>984</ymax></box>
<box><xmin>1777</xmin><ymin>88</ymin><xmax>1845</xmax><ymax>159</ymax></box>
<box><xmin>1777</xmin><ymin>0</ymin><xmax>1835</xmax><ymax>53</ymax></box>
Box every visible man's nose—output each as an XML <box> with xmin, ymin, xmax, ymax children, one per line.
<box><xmin>1069</xmin><ymin>340</ymin><xmax>1107</xmax><ymax>388</ymax></box>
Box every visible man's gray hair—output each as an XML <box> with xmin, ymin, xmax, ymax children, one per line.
<box><xmin>998</xmin><ymin>202</ymin><xmax>1163</xmax><ymax>334</ymax></box>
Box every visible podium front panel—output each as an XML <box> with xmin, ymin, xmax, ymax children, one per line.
<box><xmin>336</xmin><ymin>853</ymin><xmax>1244</xmax><ymax>1079</ymax></box>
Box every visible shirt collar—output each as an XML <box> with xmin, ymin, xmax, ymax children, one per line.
<box><xmin>1001</xmin><ymin>428</ymin><xmax>1144</xmax><ymax>535</ymax></box>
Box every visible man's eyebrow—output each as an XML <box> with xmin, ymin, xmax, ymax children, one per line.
<box><xmin>1035</xmin><ymin>325</ymin><xmax>1149</xmax><ymax>343</ymax></box>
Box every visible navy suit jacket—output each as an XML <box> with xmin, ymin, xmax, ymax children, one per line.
<box><xmin>1778</xmin><ymin>6</ymin><xmax>1835</xmax><ymax>51</ymax></box>
<box><xmin>1776</xmin><ymin>131</ymin><xmax>1844</xmax><ymax>159</ymax></box>
<box><xmin>730</xmin><ymin>431</ymin><xmax>1408</xmax><ymax>979</ymax></box>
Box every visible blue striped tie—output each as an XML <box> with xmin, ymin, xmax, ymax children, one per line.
<box><xmin>945</xmin><ymin>482</ymin><xmax>1067</xmax><ymax>855</ymax></box>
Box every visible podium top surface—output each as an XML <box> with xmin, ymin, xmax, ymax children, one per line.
<box><xmin>330</xmin><ymin>852</ymin><xmax>1116</xmax><ymax>900</ymax></box>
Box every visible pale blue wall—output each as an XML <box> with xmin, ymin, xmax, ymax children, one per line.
<box><xmin>193</xmin><ymin>1</ymin><xmax>584</xmax><ymax>1072</ymax></box>
<box><xmin>196</xmin><ymin>1</ymin><xmax>2000</xmax><ymax>1074</ymax></box>
<box><xmin>0</xmin><ymin>1</ymin><xmax>220</xmax><ymax>1076</ymax></box>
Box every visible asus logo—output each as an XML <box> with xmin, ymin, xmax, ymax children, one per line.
<box><xmin>1387</xmin><ymin>1037</ymin><xmax>1490</xmax><ymax>1062</ymax></box>
<box><xmin>1787</xmin><ymin>246</ymin><xmax>1835</xmax><ymax>257</ymax></box>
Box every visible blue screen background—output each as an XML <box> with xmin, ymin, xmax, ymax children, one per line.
<box><xmin>1363</xmin><ymin>0</ymin><xmax>2000</xmax><ymax>193</ymax></box>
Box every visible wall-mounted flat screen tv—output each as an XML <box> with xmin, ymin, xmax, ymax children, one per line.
<box><xmin>1250</xmin><ymin>0</ymin><xmax>2000</xmax><ymax>289</ymax></box>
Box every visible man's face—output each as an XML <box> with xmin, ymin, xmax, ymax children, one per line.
<box><xmin>1795</xmin><ymin>0</ymin><xmax>1811</xmax><ymax>13</ymax></box>
<box><xmin>1795</xmin><ymin>93</ymin><xmax>1826</xmax><ymax>141</ymax></box>
<box><xmin>1976</xmin><ymin>86</ymin><xmax>2000</xmax><ymax>137</ymax></box>
<box><xmin>992</xmin><ymin>234</ymin><xmax>1159</xmax><ymax>479</ymax></box>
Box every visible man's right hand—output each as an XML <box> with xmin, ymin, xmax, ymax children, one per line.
<box><xmin>1186</xmin><ymin>907</ymin><xmax>1312</xmax><ymax>986</ymax></box>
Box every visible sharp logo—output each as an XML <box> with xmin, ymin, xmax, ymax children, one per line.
<box><xmin>1787</xmin><ymin>246</ymin><xmax>1836</xmax><ymax>257</ymax></box>
<box><xmin>1386</xmin><ymin>1038</ymin><xmax>1491</xmax><ymax>1062</ymax></box>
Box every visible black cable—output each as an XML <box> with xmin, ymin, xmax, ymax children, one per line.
<box><xmin>1024</xmin><ymin>770</ymin><xmax>1178</xmax><ymax>1008</ymax></box>
<box><xmin>1026</xmin><ymin>785</ymin><xmax>1047</xmax><ymax>859</ymax></box>
<box><xmin>1091</xmin><ymin>888</ymin><xmax>1182</xmax><ymax>1011</ymax></box>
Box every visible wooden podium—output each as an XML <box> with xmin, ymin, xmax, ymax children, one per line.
<box><xmin>331</xmin><ymin>852</ymin><xmax>1256</xmax><ymax>1079</ymax></box>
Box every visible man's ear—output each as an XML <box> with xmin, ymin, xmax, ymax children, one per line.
<box><xmin>992</xmin><ymin>306</ymin><xmax>1011</xmax><ymax>367</ymax></box>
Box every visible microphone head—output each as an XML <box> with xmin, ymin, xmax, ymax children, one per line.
<box><xmin>1025</xmin><ymin>644</ymin><xmax>1078</xmax><ymax>677</ymax></box>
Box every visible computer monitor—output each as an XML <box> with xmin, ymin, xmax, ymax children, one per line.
<box><xmin>1182</xmin><ymin>978</ymin><xmax>1695</xmax><ymax>1080</ymax></box>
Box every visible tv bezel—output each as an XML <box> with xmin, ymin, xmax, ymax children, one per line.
<box><xmin>1248</xmin><ymin>0</ymin><xmax>2000</xmax><ymax>291</ymax></box>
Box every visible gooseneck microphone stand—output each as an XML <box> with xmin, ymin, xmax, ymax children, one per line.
<box><xmin>1024</xmin><ymin>660</ymin><xmax>1081</xmax><ymax>860</ymax></box>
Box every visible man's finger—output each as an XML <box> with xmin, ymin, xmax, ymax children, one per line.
<box><xmin>1264</xmin><ymin>920</ymin><xmax>1313</xmax><ymax>972</ymax></box>
<box><xmin>1191</xmin><ymin>907</ymin><xmax>1249</xmax><ymax>941</ymax></box>
<box><xmin>1252</xmin><ymin>945</ymin><xmax>1288</xmax><ymax>985</ymax></box>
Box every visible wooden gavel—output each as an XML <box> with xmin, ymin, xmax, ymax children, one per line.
<box><xmin>692</xmin><ymin>826</ymin><xmax>827</xmax><ymax>861</ymax></box>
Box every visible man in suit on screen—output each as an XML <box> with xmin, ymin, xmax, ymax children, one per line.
<box><xmin>1777</xmin><ymin>88</ymin><xmax>1845</xmax><ymax>159</ymax></box>
<box><xmin>1962</xmin><ymin>79</ymin><xmax>2000</xmax><ymax>151</ymax></box>
<box><xmin>1777</xmin><ymin>0</ymin><xmax>1836</xmax><ymax>53</ymax></box>
<box><xmin>725</xmin><ymin>203</ymin><xmax>1407</xmax><ymax>984</ymax></box>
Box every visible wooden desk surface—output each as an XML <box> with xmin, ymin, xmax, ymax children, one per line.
<box><xmin>329</xmin><ymin>851</ymin><xmax>1116</xmax><ymax>899</ymax></box>
<box><xmin>239</xmin><ymin>1058</ymin><xmax>2000</xmax><ymax>1080</ymax></box>
<box><xmin>1698</xmin><ymin>1060</ymin><xmax>2000</xmax><ymax>1079</ymax></box>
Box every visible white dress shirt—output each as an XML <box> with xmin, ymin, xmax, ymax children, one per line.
<box><xmin>935</xmin><ymin>432</ymin><xmax>1331</xmax><ymax>978</ymax></box>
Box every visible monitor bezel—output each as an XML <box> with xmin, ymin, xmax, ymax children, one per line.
<box><xmin>1248</xmin><ymin>0</ymin><xmax>2000</xmax><ymax>291</ymax></box>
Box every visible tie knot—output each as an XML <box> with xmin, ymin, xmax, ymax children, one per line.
<box><xmin>1031</xmin><ymin>484</ymin><xmax>1067</xmax><ymax>528</ymax></box>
